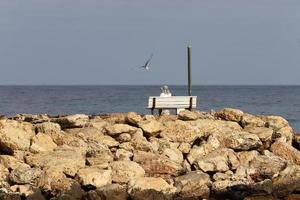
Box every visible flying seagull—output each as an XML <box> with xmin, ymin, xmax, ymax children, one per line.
<box><xmin>140</xmin><ymin>54</ymin><xmax>153</xmax><ymax>70</ymax></box>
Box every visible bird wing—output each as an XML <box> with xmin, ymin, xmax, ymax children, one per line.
<box><xmin>144</xmin><ymin>54</ymin><xmax>153</xmax><ymax>67</ymax></box>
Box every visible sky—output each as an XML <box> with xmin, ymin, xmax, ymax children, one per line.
<box><xmin>0</xmin><ymin>0</ymin><xmax>300</xmax><ymax>85</ymax></box>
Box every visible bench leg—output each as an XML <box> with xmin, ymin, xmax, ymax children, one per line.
<box><xmin>159</xmin><ymin>109</ymin><xmax>162</xmax><ymax>115</ymax></box>
<box><xmin>151</xmin><ymin>109</ymin><xmax>154</xmax><ymax>115</ymax></box>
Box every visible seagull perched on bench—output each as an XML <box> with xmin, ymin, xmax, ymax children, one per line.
<box><xmin>140</xmin><ymin>54</ymin><xmax>153</xmax><ymax>70</ymax></box>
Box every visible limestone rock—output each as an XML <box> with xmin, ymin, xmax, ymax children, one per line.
<box><xmin>263</xmin><ymin>115</ymin><xmax>289</xmax><ymax>131</ymax></box>
<box><xmin>0</xmin><ymin>155</ymin><xmax>30</xmax><ymax>170</ymax></box>
<box><xmin>117</xmin><ymin>133</ymin><xmax>131</xmax><ymax>142</ymax></box>
<box><xmin>105</xmin><ymin>124</ymin><xmax>137</xmax><ymax>136</ymax></box>
<box><xmin>29</xmin><ymin>132</ymin><xmax>57</xmax><ymax>153</ymax></box>
<box><xmin>175</xmin><ymin>171</ymin><xmax>211</xmax><ymax>199</ymax></box>
<box><xmin>215</xmin><ymin>108</ymin><xmax>244</xmax><ymax>122</ymax></box>
<box><xmin>100</xmin><ymin>113</ymin><xmax>127</xmax><ymax>124</ymax></box>
<box><xmin>126</xmin><ymin>112</ymin><xmax>142</xmax><ymax>125</ymax></box>
<box><xmin>86</xmin><ymin>142</ymin><xmax>114</xmax><ymax>166</ymax></box>
<box><xmin>110</xmin><ymin>161</ymin><xmax>145</xmax><ymax>183</ymax></box>
<box><xmin>194</xmin><ymin>148</ymin><xmax>239</xmax><ymax>172</ymax></box>
<box><xmin>51</xmin><ymin>114</ymin><xmax>89</xmax><ymax>129</ymax></box>
<box><xmin>35</xmin><ymin>122</ymin><xmax>61</xmax><ymax>134</ymax></box>
<box><xmin>244</xmin><ymin>126</ymin><xmax>273</xmax><ymax>149</ymax></box>
<box><xmin>137</xmin><ymin>120</ymin><xmax>163</xmax><ymax>137</ymax></box>
<box><xmin>178</xmin><ymin>142</ymin><xmax>191</xmax><ymax>154</ymax></box>
<box><xmin>160</xmin><ymin>120</ymin><xmax>199</xmax><ymax>143</ymax></box>
<box><xmin>241</xmin><ymin>113</ymin><xmax>265</xmax><ymax>127</ymax></box>
<box><xmin>133</xmin><ymin>150</ymin><xmax>183</xmax><ymax>177</ymax></box>
<box><xmin>115</xmin><ymin>149</ymin><xmax>133</xmax><ymax>161</ymax></box>
<box><xmin>96</xmin><ymin>184</ymin><xmax>128</xmax><ymax>200</ymax></box>
<box><xmin>178</xmin><ymin>110</ymin><xmax>199</xmax><ymax>121</ymax></box>
<box><xmin>128</xmin><ymin>177</ymin><xmax>176</xmax><ymax>200</ymax></box>
<box><xmin>271</xmin><ymin>141</ymin><xmax>300</xmax><ymax>165</ymax></box>
<box><xmin>10</xmin><ymin>184</ymin><xmax>45</xmax><ymax>199</ymax></box>
<box><xmin>275</xmin><ymin>126</ymin><xmax>293</xmax><ymax>145</ymax></box>
<box><xmin>25</xmin><ymin>147</ymin><xmax>85</xmax><ymax>177</ymax></box>
<box><xmin>0</xmin><ymin>119</ymin><xmax>34</xmax><ymax>154</ymax></box>
<box><xmin>162</xmin><ymin>148</ymin><xmax>183</xmax><ymax>164</ymax></box>
<box><xmin>0</xmin><ymin>164</ymin><xmax>9</xmax><ymax>188</ymax></box>
<box><xmin>75</xmin><ymin>167</ymin><xmax>112</xmax><ymax>188</ymax></box>
<box><xmin>9</xmin><ymin>166</ymin><xmax>42</xmax><ymax>184</ymax></box>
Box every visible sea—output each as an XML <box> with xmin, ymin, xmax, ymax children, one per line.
<box><xmin>0</xmin><ymin>85</ymin><xmax>299</xmax><ymax>132</ymax></box>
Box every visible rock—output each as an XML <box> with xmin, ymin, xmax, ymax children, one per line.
<box><xmin>0</xmin><ymin>155</ymin><xmax>30</xmax><ymax>170</ymax></box>
<box><xmin>160</xmin><ymin>120</ymin><xmax>199</xmax><ymax>143</ymax></box>
<box><xmin>143</xmin><ymin>115</ymin><xmax>156</xmax><ymax>121</ymax></box>
<box><xmin>119</xmin><ymin>142</ymin><xmax>134</xmax><ymax>151</ymax></box>
<box><xmin>133</xmin><ymin>150</ymin><xmax>183</xmax><ymax>177</ymax></box>
<box><xmin>29</xmin><ymin>132</ymin><xmax>57</xmax><ymax>153</ymax></box>
<box><xmin>117</xmin><ymin>133</ymin><xmax>131</xmax><ymax>142</ymax></box>
<box><xmin>178</xmin><ymin>142</ymin><xmax>191</xmax><ymax>154</ymax></box>
<box><xmin>0</xmin><ymin>164</ymin><xmax>9</xmax><ymax>188</ymax></box>
<box><xmin>137</xmin><ymin>120</ymin><xmax>163</xmax><ymax>137</ymax></box>
<box><xmin>35</xmin><ymin>122</ymin><xmax>61</xmax><ymax>134</ymax></box>
<box><xmin>105</xmin><ymin>124</ymin><xmax>137</xmax><ymax>136</ymax></box>
<box><xmin>115</xmin><ymin>149</ymin><xmax>133</xmax><ymax>161</ymax></box>
<box><xmin>244</xmin><ymin>126</ymin><xmax>273</xmax><ymax>149</ymax></box>
<box><xmin>194</xmin><ymin>148</ymin><xmax>239</xmax><ymax>172</ymax></box>
<box><xmin>0</xmin><ymin>119</ymin><xmax>34</xmax><ymax>154</ymax></box>
<box><xmin>75</xmin><ymin>167</ymin><xmax>112</xmax><ymax>188</ymax></box>
<box><xmin>175</xmin><ymin>171</ymin><xmax>211</xmax><ymax>199</ymax></box>
<box><xmin>275</xmin><ymin>126</ymin><xmax>293</xmax><ymax>145</ymax></box>
<box><xmin>215</xmin><ymin>108</ymin><xmax>244</xmax><ymax>122</ymax></box>
<box><xmin>100</xmin><ymin>113</ymin><xmax>127</xmax><ymax>124</ymax></box>
<box><xmin>241</xmin><ymin>113</ymin><xmax>265</xmax><ymax>127</ymax></box>
<box><xmin>51</xmin><ymin>114</ymin><xmax>89</xmax><ymax>129</ymax></box>
<box><xmin>9</xmin><ymin>166</ymin><xmax>42</xmax><ymax>184</ymax></box>
<box><xmin>13</xmin><ymin>114</ymin><xmax>49</xmax><ymax>123</ymax></box>
<box><xmin>10</xmin><ymin>184</ymin><xmax>45</xmax><ymax>199</ymax></box>
<box><xmin>86</xmin><ymin>142</ymin><xmax>114</xmax><ymax>166</ymax></box>
<box><xmin>25</xmin><ymin>147</ymin><xmax>85</xmax><ymax>177</ymax></box>
<box><xmin>216</xmin><ymin>130</ymin><xmax>262</xmax><ymax>151</ymax></box>
<box><xmin>128</xmin><ymin>177</ymin><xmax>176</xmax><ymax>200</ymax></box>
<box><xmin>271</xmin><ymin>141</ymin><xmax>300</xmax><ymax>165</ymax></box>
<box><xmin>85</xmin><ymin>118</ymin><xmax>108</xmax><ymax>131</ymax></box>
<box><xmin>96</xmin><ymin>184</ymin><xmax>128</xmax><ymax>200</ymax></box>
<box><xmin>131</xmin><ymin>136</ymin><xmax>156</xmax><ymax>152</ymax></box>
<box><xmin>110</xmin><ymin>161</ymin><xmax>145</xmax><ymax>183</ymax></box>
<box><xmin>178</xmin><ymin>110</ymin><xmax>199</xmax><ymax>121</ymax></box>
<box><xmin>293</xmin><ymin>134</ymin><xmax>300</xmax><ymax>150</ymax></box>
<box><xmin>162</xmin><ymin>148</ymin><xmax>183</xmax><ymax>164</ymax></box>
<box><xmin>126</xmin><ymin>112</ymin><xmax>142</xmax><ymax>125</ymax></box>
<box><xmin>262</xmin><ymin>115</ymin><xmax>289</xmax><ymax>131</ymax></box>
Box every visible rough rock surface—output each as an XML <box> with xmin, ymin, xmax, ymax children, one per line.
<box><xmin>0</xmin><ymin>108</ymin><xmax>300</xmax><ymax>199</ymax></box>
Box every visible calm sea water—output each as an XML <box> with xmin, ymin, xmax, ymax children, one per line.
<box><xmin>0</xmin><ymin>85</ymin><xmax>299</xmax><ymax>131</ymax></box>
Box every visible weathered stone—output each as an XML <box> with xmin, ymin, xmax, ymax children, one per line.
<box><xmin>215</xmin><ymin>108</ymin><xmax>244</xmax><ymax>122</ymax></box>
<box><xmin>25</xmin><ymin>147</ymin><xmax>85</xmax><ymax>176</ymax></box>
<box><xmin>0</xmin><ymin>120</ymin><xmax>34</xmax><ymax>154</ymax></box>
<box><xmin>178</xmin><ymin>142</ymin><xmax>191</xmax><ymax>154</ymax></box>
<box><xmin>271</xmin><ymin>141</ymin><xmax>300</xmax><ymax>165</ymax></box>
<box><xmin>96</xmin><ymin>184</ymin><xmax>128</xmax><ymax>200</ymax></box>
<box><xmin>241</xmin><ymin>113</ymin><xmax>265</xmax><ymax>127</ymax></box>
<box><xmin>162</xmin><ymin>148</ymin><xmax>183</xmax><ymax>164</ymax></box>
<box><xmin>118</xmin><ymin>133</ymin><xmax>131</xmax><ymax>142</ymax></box>
<box><xmin>86</xmin><ymin>142</ymin><xmax>114</xmax><ymax>166</ymax></box>
<box><xmin>128</xmin><ymin>177</ymin><xmax>176</xmax><ymax>200</ymax></box>
<box><xmin>0</xmin><ymin>155</ymin><xmax>30</xmax><ymax>170</ymax></box>
<box><xmin>13</xmin><ymin>114</ymin><xmax>49</xmax><ymax>123</ymax></box>
<box><xmin>133</xmin><ymin>150</ymin><xmax>183</xmax><ymax>177</ymax></box>
<box><xmin>244</xmin><ymin>126</ymin><xmax>273</xmax><ymax>149</ymax></box>
<box><xmin>262</xmin><ymin>115</ymin><xmax>289</xmax><ymax>131</ymax></box>
<box><xmin>178</xmin><ymin>110</ymin><xmax>199</xmax><ymax>121</ymax></box>
<box><xmin>175</xmin><ymin>171</ymin><xmax>211</xmax><ymax>199</ymax></box>
<box><xmin>126</xmin><ymin>112</ymin><xmax>142</xmax><ymax>125</ymax></box>
<box><xmin>194</xmin><ymin>148</ymin><xmax>239</xmax><ymax>172</ymax></box>
<box><xmin>275</xmin><ymin>126</ymin><xmax>293</xmax><ymax>145</ymax></box>
<box><xmin>110</xmin><ymin>161</ymin><xmax>145</xmax><ymax>183</ymax></box>
<box><xmin>51</xmin><ymin>114</ymin><xmax>89</xmax><ymax>128</ymax></box>
<box><xmin>100</xmin><ymin>113</ymin><xmax>127</xmax><ymax>124</ymax></box>
<box><xmin>75</xmin><ymin>167</ymin><xmax>112</xmax><ymax>188</ymax></box>
<box><xmin>10</xmin><ymin>184</ymin><xmax>45</xmax><ymax>199</ymax></box>
<box><xmin>9</xmin><ymin>166</ymin><xmax>42</xmax><ymax>184</ymax></box>
<box><xmin>85</xmin><ymin>118</ymin><xmax>108</xmax><ymax>132</ymax></box>
<box><xmin>160</xmin><ymin>120</ymin><xmax>199</xmax><ymax>143</ymax></box>
<box><xmin>137</xmin><ymin>120</ymin><xmax>163</xmax><ymax>137</ymax></box>
<box><xmin>115</xmin><ymin>149</ymin><xmax>133</xmax><ymax>161</ymax></box>
<box><xmin>0</xmin><ymin>164</ymin><xmax>9</xmax><ymax>188</ymax></box>
<box><xmin>29</xmin><ymin>132</ymin><xmax>57</xmax><ymax>153</ymax></box>
<box><xmin>35</xmin><ymin>122</ymin><xmax>61</xmax><ymax>134</ymax></box>
<box><xmin>105</xmin><ymin>124</ymin><xmax>137</xmax><ymax>136</ymax></box>
<box><xmin>216</xmin><ymin>130</ymin><xmax>262</xmax><ymax>150</ymax></box>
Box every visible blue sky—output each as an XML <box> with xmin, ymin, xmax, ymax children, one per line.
<box><xmin>0</xmin><ymin>0</ymin><xmax>300</xmax><ymax>85</ymax></box>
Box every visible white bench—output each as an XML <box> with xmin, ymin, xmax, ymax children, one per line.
<box><xmin>147</xmin><ymin>96</ymin><xmax>197</xmax><ymax>115</ymax></box>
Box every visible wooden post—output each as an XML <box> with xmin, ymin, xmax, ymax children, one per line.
<box><xmin>187</xmin><ymin>45</ymin><xmax>192</xmax><ymax>96</ymax></box>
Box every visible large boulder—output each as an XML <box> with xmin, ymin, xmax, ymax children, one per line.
<box><xmin>35</xmin><ymin>122</ymin><xmax>61</xmax><ymax>135</ymax></box>
<box><xmin>215</xmin><ymin>108</ymin><xmax>244</xmax><ymax>122</ymax></box>
<box><xmin>126</xmin><ymin>112</ymin><xmax>142</xmax><ymax>125</ymax></box>
<box><xmin>0</xmin><ymin>155</ymin><xmax>30</xmax><ymax>170</ymax></box>
<box><xmin>178</xmin><ymin>110</ymin><xmax>199</xmax><ymax>121</ymax></box>
<box><xmin>243</xmin><ymin>126</ymin><xmax>273</xmax><ymax>149</ymax></box>
<box><xmin>137</xmin><ymin>120</ymin><xmax>163</xmax><ymax>137</ymax></box>
<box><xmin>133</xmin><ymin>150</ymin><xmax>183</xmax><ymax>177</ymax></box>
<box><xmin>25</xmin><ymin>147</ymin><xmax>85</xmax><ymax>177</ymax></box>
<box><xmin>0</xmin><ymin>119</ymin><xmax>35</xmax><ymax>154</ymax></box>
<box><xmin>51</xmin><ymin>114</ymin><xmax>89</xmax><ymax>129</ymax></box>
<box><xmin>29</xmin><ymin>132</ymin><xmax>57</xmax><ymax>153</ymax></box>
<box><xmin>262</xmin><ymin>115</ymin><xmax>289</xmax><ymax>131</ymax></box>
<box><xmin>128</xmin><ymin>177</ymin><xmax>176</xmax><ymax>200</ymax></box>
<box><xmin>271</xmin><ymin>141</ymin><xmax>300</xmax><ymax>165</ymax></box>
<box><xmin>110</xmin><ymin>161</ymin><xmax>145</xmax><ymax>183</ymax></box>
<box><xmin>105</xmin><ymin>124</ymin><xmax>137</xmax><ymax>136</ymax></box>
<box><xmin>175</xmin><ymin>171</ymin><xmax>211</xmax><ymax>199</ymax></box>
<box><xmin>160</xmin><ymin>120</ymin><xmax>199</xmax><ymax>143</ymax></box>
<box><xmin>241</xmin><ymin>113</ymin><xmax>265</xmax><ymax>128</ymax></box>
<box><xmin>274</xmin><ymin>126</ymin><xmax>293</xmax><ymax>145</ymax></box>
<box><xmin>86</xmin><ymin>142</ymin><xmax>114</xmax><ymax>166</ymax></box>
<box><xmin>75</xmin><ymin>167</ymin><xmax>112</xmax><ymax>188</ymax></box>
<box><xmin>9</xmin><ymin>166</ymin><xmax>42</xmax><ymax>185</ymax></box>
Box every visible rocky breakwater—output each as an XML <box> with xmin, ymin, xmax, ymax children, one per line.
<box><xmin>0</xmin><ymin>109</ymin><xmax>300</xmax><ymax>199</ymax></box>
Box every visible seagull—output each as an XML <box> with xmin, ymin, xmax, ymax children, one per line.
<box><xmin>140</xmin><ymin>54</ymin><xmax>153</xmax><ymax>70</ymax></box>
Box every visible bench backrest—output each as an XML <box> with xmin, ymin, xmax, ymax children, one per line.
<box><xmin>148</xmin><ymin>96</ymin><xmax>197</xmax><ymax>109</ymax></box>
